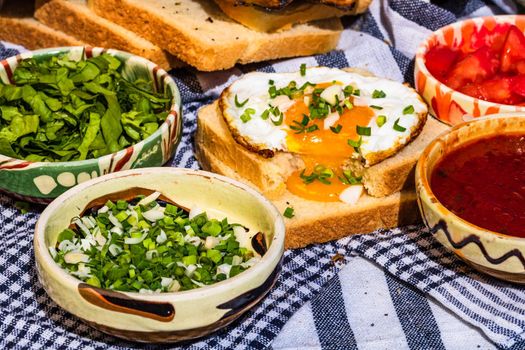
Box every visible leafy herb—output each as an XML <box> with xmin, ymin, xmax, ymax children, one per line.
<box><xmin>356</xmin><ymin>125</ymin><xmax>371</xmax><ymax>136</ymax></box>
<box><xmin>283</xmin><ymin>207</ymin><xmax>295</xmax><ymax>218</ymax></box>
<box><xmin>403</xmin><ymin>105</ymin><xmax>414</xmax><ymax>115</ymax></box>
<box><xmin>51</xmin><ymin>194</ymin><xmax>259</xmax><ymax>292</ymax></box>
<box><xmin>376</xmin><ymin>115</ymin><xmax>387</xmax><ymax>127</ymax></box>
<box><xmin>393</xmin><ymin>118</ymin><xmax>407</xmax><ymax>132</ymax></box>
<box><xmin>300</xmin><ymin>63</ymin><xmax>307</xmax><ymax>76</ymax></box>
<box><xmin>372</xmin><ymin>90</ymin><xmax>386</xmax><ymax>98</ymax></box>
<box><xmin>0</xmin><ymin>53</ymin><xmax>171</xmax><ymax>161</ymax></box>
<box><xmin>330</xmin><ymin>124</ymin><xmax>342</xmax><ymax>134</ymax></box>
<box><xmin>234</xmin><ymin>94</ymin><xmax>249</xmax><ymax>108</ymax></box>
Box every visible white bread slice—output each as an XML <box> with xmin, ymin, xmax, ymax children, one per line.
<box><xmin>0</xmin><ymin>1</ymin><xmax>82</xmax><ymax>49</ymax></box>
<box><xmin>34</xmin><ymin>0</ymin><xmax>181</xmax><ymax>70</ymax></box>
<box><xmin>195</xmin><ymin>117</ymin><xmax>420</xmax><ymax>248</ymax></box>
<box><xmin>88</xmin><ymin>0</ymin><xmax>343</xmax><ymax>71</ymax></box>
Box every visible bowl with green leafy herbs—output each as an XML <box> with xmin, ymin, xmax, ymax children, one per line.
<box><xmin>34</xmin><ymin>167</ymin><xmax>285</xmax><ymax>342</ymax></box>
<box><xmin>0</xmin><ymin>46</ymin><xmax>182</xmax><ymax>202</ymax></box>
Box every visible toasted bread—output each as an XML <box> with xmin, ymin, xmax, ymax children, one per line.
<box><xmin>0</xmin><ymin>0</ymin><xmax>83</xmax><ymax>49</ymax></box>
<box><xmin>87</xmin><ymin>0</ymin><xmax>343</xmax><ymax>71</ymax></box>
<box><xmin>34</xmin><ymin>0</ymin><xmax>181</xmax><ymax>70</ymax></box>
<box><xmin>195</xmin><ymin>102</ymin><xmax>425</xmax><ymax>248</ymax></box>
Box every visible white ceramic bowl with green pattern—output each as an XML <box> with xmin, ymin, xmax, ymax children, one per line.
<box><xmin>34</xmin><ymin>167</ymin><xmax>285</xmax><ymax>342</ymax></box>
<box><xmin>0</xmin><ymin>47</ymin><xmax>182</xmax><ymax>203</ymax></box>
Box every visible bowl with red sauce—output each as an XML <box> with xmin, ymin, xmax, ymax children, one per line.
<box><xmin>415</xmin><ymin>114</ymin><xmax>525</xmax><ymax>283</ymax></box>
<box><xmin>414</xmin><ymin>15</ymin><xmax>525</xmax><ymax>125</ymax></box>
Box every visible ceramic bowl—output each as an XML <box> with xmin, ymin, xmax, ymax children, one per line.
<box><xmin>34</xmin><ymin>167</ymin><xmax>285</xmax><ymax>342</ymax></box>
<box><xmin>0</xmin><ymin>47</ymin><xmax>182</xmax><ymax>203</ymax></box>
<box><xmin>416</xmin><ymin>113</ymin><xmax>525</xmax><ymax>283</ymax></box>
<box><xmin>414</xmin><ymin>15</ymin><xmax>525</xmax><ymax>125</ymax></box>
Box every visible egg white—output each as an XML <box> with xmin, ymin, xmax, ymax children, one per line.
<box><xmin>220</xmin><ymin>67</ymin><xmax>428</xmax><ymax>164</ymax></box>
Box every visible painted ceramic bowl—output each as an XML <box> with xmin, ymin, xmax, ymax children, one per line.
<box><xmin>416</xmin><ymin>113</ymin><xmax>525</xmax><ymax>283</ymax></box>
<box><xmin>0</xmin><ymin>47</ymin><xmax>182</xmax><ymax>203</ymax></box>
<box><xmin>414</xmin><ymin>15</ymin><xmax>525</xmax><ymax>125</ymax></box>
<box><xmin>34</xmin><ymin>167</ymin><xmax>285</xmax><ymax>342</ymax></box>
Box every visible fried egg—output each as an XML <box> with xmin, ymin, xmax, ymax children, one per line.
<box><xmin>219</xmin><ymin>67</ymin><xmax>428</xmax><ymax>203</ymax></box>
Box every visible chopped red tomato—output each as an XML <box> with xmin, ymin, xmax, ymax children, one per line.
<box><xmin>501</xmin><ymin>26</ymin><xmax>525</xmax><ymax>73</ymax></box>
<box><xmin>511</xmin><ymin>75</ymin><xmax>525</xmax><ymax>97</ymax></box>
<box><xmin>425</xmin><ymin>45</ymin><xmax>459</xmax><ymax>81</ymax></box>
<box><xmin>445</xmin><ymin>47</ymin><xmax>498</xmax><ymax>90</ymax></box>
<box><xmin>478</xmin><ymin>77</ymin><xmax>519</xmax><ymax>105</ymax></box>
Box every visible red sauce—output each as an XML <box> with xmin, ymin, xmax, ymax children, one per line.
<box><xmin>431</xmin><ymin>134</ymin><xmax>525</xmax><ymax>238</ymax></box>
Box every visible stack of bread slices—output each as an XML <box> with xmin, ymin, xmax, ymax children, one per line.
<box><xmin>0</xmin><ymin>0</ymin><xmax>371</xmax><ymax>71</ymax></box>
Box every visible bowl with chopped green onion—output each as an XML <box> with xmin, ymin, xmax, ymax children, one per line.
<box><xmin>0</xmin><ymin>46</ymin><xmax>182</xmax><ymax>203</ymax></box>
<box><xmin>34</xmin><ymin>167</ymin><xmax>285</xmax><ymax>342</ymax></box>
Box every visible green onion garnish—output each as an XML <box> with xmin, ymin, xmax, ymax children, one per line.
<box><xmin>343</xmin><ymin>85</ymin><xmax>354</xmax><ymax>97</ymax></box>
<box><xmin>356</xmin><ymin>125</ymin><xmax>371</xmax><ymax>136</ymax></box>
<box><xmin>330</xmin><ymin>124</ymin><xmax>342</xmax><ymax>134</ymax></box>
<box><xmin>240</xmin><ymin>108</ymin><xmax>255</xmax><ymax>123</ymax></box>
<box><xmin>300</xmin><ymin>63</ymin><xmax>306</xmax><ymax>76</ymax></box>
<box><xmin>353</xmin><ymin>89</ymin><xmax>361</xmax><ymax>96</ymax></box>
<box><xmin>339</xmin><ymin>169</ymin><xmax>363</xmax><ymax>185</ymax></box>
<box><xmin>347</xmin><ymin>137</ymin><xmax>362</xmax><ymax>150</ymax></box>
<box><xmin>306</xmin><ymin>125</ymin><xmax>319</xmax><ymax>133</ymax></box>
<box><xmin>370</xmin><ymin>105</ymin><xmax>383</xmax><ymax>110</ymax></box>
<box><xmin>372</xmin><ymin>90</ymin><xmax>386</xmax><ymax>98</ymax></box>
<box><xmin>393</xmin><ymin>118</ymin><xmax>406</xmax><ymax>132</ymax></box>
<box><xmin>344</xmin><ymin>100</ymin><xmax>354</xmax><ymax>110</ymax></box>
<box><xmin>403</xmin><ymin>105</ymin><xmax>415</xmax><ymax>115</ymax></box>
<box><xmin>283</xmin><ymin>207</ymin><xmax>295</xmax><ymax>218</ymax></box>
<box><xmin>235</xmin><ymin>94</ymin><xmax>249</xmax><ymax>108</ymax></box>
<box><xmin>376</xmin><ymin>115</ymin><xmax>387</xmax><ymax>127</ymax></box>
<box><xmin>269</xmin><ymin>79</ymin><xmax>274</xmax><ymax>85</ymax></box>
<box><xmin>261</xmin><ymin>109</ymin><xmax>270</xmax><ymax>120</ymax></box>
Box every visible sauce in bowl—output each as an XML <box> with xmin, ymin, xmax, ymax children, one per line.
<box><xmin>431</xmin><ymin>134</ymin><xmax>525</xmax><ymax>238</ymax></box>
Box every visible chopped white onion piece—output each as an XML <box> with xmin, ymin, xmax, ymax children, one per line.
<box><xmin>186</xmin><ymin>236</ymin><xmax>201</xmax><ymax>247</ymax></box>
<box><xmin>185</xmin><ymin>264</ymin><xmax>197</xmax><ymax>277</ymax></box>
<box><xmin>71</xmin><ymin>263</ymin><xmax>91</xmax><ymax>278</ymax></box>
<box><xmin>124</xmin><ymin>232</ymin><xmax>149</xmax><ymax>245</ymax></box>
<box><xmin>323</xmin><ymin>111</ymin><xmax>340</xmax><ymax>130</ymax></box>
<box><xmin>303</xmin><ymin>95</ymin><xmax>311</xmax><ymax>106</ymax></box>
<box><xmin>271</xmin><ymin>95</ymin><xmax>294</xmax><ymax>112</ymax></box>
<box><xmin>161</xmin><ymin>277</ymin><xmax>173</xmax><ymax>288</ymax></box>
<box><xmin>232</xmin><ymin>255</ymin><xmax>243</xmax><ymax>266</ymax></box>
<box><xmin>320</xmin><ymin>84</ymin><xmax>343</xmax><ymax>106</ymax></box>
<box><xmin>58</xmin><ymin>240</ymin><xmax>77</xmax><ymax>253</ymax></box>
<box><xmin>205</xmin><ymin>236</ymin><xmax>220</xmax><ymax>250</ymax></box>
<box><xmin>188</xmin><ymin>206</ymin><xmax>203</xmax><ymax>220</ymax></box>
<box><xmin>339</xmin><ymin>185</ymin><xmax>364</xmax><ymax>205</ymax></box>
<box><xmin>73</xmin><ymin>218</ymin><xmax>91</xmax><ymax>236</ymax></box>
<box><xmin>81</xmin><ymin>217</ymin><xmax>95</xmax><ymax>229</ymax></box>
<box><xmin>110</xmin><ymin>226</ymin><xmax>123</xmax><ymax>235</ymax></box>
<box><xmin>217</xmin><ymin>264</ymin><xmax>232</xmax><ymax>277</ymax></box>
<box><xmin>191</xmin><ymin>279</ymin><xmax>206</xmax><ymax>287</ymax></box>
<box><xmin>48</xmin><ymin>246</ymin><xmax>57</xmax><ymax>259</ymax></box>
<box><xmin>241</xmin><ymin>257</ymin><xmax>260</xmax><ymax>268</ymax></box>
<box><xmin>156</xmin><ymin>230</ymin><xmax>167</xmax><ymax>244</ymax></box>
<box><xmin>97</xmin><ymin>205</ymin><xmax>109</xmax><ymax>214</ymax></box>
<box><xmin>108</xmin><ymin>213</ymin><xmax>122</xmax><ymax>228</ymax></box>
<box><xmin>94</xmin><ymin>232</ymin><xmax>107</xmax><ymax>247</ymax></box>
<box><xmin>145</xmin><ymin>249</ymin><xmax>158</xmax><ymax>260</ymax></box>
<box><xmin>169</xmin><ymin>280</ymin><xmax>181</xmax><ymax>292</ymax></box>
<box><xmin>108</xmin><ymin>244</ymin><xmax>122</xmax><ymax>256</ymax></box>
<box><xmin>80</xmin><ymin>238</ymin><xmax>92</xmax><ymax>251</ymax></box>
<box><xmin>139</xmin><ymin>288</ymin><xmax>154</xmax><ymax>294</ymax></box>
<box><xmin>142</xmin><ymin>209</ymin><xmax>165</xmax><ymax>222</ymax></box>
<box><xmin>137</xmin><ymin>191</ymin><xmax>161</xmax><ymax>206</ymax></box>
<box><xmin>64</xmin><ymin>251</ymin><xmax>90</xmax><ymax>264</ymax></box>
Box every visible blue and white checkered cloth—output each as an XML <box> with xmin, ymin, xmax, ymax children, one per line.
<box><xmin>1</xmin><ymin>0</ymin><xmax>524</xmax><ymax>349</ymax></box>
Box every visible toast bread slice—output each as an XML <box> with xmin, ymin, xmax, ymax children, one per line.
<box><xmin>195</xmin><ymin>105</ymin><xmax>421</xmax><ymax>248</ymax></box>
<box><xmin>88</xmin><ymin>0</ymin><xmax>343</xmax><ymax>71</ymax></box>
<box><xmin>0</xmin><ymin>1</ymin><xmax>83</xmax><ymax>49</ymax></box>
<box><xmin>35</xmin><ymin>0</ymin><xmax>181</xmax><ymax>70</ymax></box>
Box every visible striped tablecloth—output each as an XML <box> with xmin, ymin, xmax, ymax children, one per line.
<box><xmin>1</xmin><ymin>0</ymin><xmax>524</xmax><ymax>349</ymax></box>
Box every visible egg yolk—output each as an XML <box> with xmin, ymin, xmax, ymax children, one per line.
<box><xmin>284</xmin><ymin>98</ymin><xmax>374</xmax><ymax>202</ymax></box>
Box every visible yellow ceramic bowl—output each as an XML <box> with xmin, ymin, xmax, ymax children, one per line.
<box><xmin>414</xmin><ymin>15</ymin><xmax>525</xmax><ymax>125</ymax></box>
<box><xmin>34</xmin><ymin>168</ymin><xmax>285</xmax><ymax>342</ymax></box>
<box><xmin>416</xmin><ymin>113</ymin><xmax>525</xmax><ymax>283</ymax></box>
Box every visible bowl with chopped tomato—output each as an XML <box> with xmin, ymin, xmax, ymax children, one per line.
<box><xmin>34</xmin><ymin>167</ymin><xmax>285</xmax><ymax>342</ymax></box>
<box><xmin>416</xmin><ymin>113</ymin><xmax>525</xmax><ymax>283</ymax></box>
<box><xmin>414</xmin><ymin>16</ymin><xmax>525</xmax><ymax>125</ymax></box>
<box><xmin>0</xmin><ymin>46</ymin><xmax>182</xmax><ymax>203</ymax></box>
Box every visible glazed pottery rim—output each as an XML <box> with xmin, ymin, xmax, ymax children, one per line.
<box><xmin>415</xmin><ymin>15</ymin><xmax>525</xmax><ymax>110</ymax></box>
<box><xmin>417</xmin><ymin>113</ymin><xmax>525</xmax><ymax>242</ymax></box>
<box><xmin>0</xmin><ymin>46</ymin><xmax>181</xmax><ymax>167</ymax></box>
<box><xmin>34</xmin><ymin>167</ymin><xmax>286</xmax><ymax>300</ymax></box>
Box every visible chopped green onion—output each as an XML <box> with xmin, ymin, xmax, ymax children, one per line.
<box><xmin>353</xmin><ymin>89</ymin><xmax>361</xmax><ymax>96</ymax></box>
<box><xmin>372</xmin><ymin>90</ymin><xmax>386</xmax><ymax>98</ymax></box>
<box><xmin>393</xmin><ymin>118</ymin><xmax>407</xmax><ymax>132</ymax></box>
<box><xmin>370</xmin><ymin>105</ymin><xmax>383</xmax><ymax>110</ymax></box>
<box><xmin>343</xmin><ymin>85</ymin><xmax>354</xmax><ymax>97</ymax></box>
<box><xmin>306</xmin><ymin>125</ymin><xmax>319</xmax><ymax>133</ymax></box>
<box><xmin>403</xmin><ymin>105</ymin><xmax>415</xmax><ymax>115</ymax></box>
<box><xmin>300</xmin><ymin>63</ymin><xmax>307</xmax><ymax>76</ymax></box>
<box><xmin>235</xmin><ymin>94</ymin><xmax>249</xmax><ymax>108</ymax></box>
<box><xmin>240</xmin><ymin>108</ymin><xmax>255</xmax><ymax>123</ymax></box>
<box><xmin>261</xmin><ymin>109</ymin><xmax>270</xmax><ymax>120</ymax></box>
<box><xmin>347</xmin><ymin>137</ymin><xmax>362</xmax><ymax>149</ymax></box>
<box><xmin>344</xmin><ymin>100</ymin><xmax>354</xmax><ymax>110</ymax></box>
<box><xmin>269</xmin><ymin>79</ymin><xmax>274</xmax><ymax>85</ymax></box>
<box><xmin>376</xmin><ymin>115</ymin><xmax>387</xmax><ymax>127</ymax></box>
<box><xmin>356</xmin><ymin>125</ymin><xmax>371</xmax><ymax>136</ymax></box>
<box><xmin>283</xmin><ymin>207</ymin><xmax>295</xmax><ymax>219</ymax></box>
<box><xmin>330</xmin><ymin>124</ymin><xmax>342</xmax><ymax>134</ymax></box>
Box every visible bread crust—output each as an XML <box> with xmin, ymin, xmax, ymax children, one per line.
<box><xmin>35</xmin><ymin>0</ymin><xmax>180</xmax><ymax>70</ymax></box>
<box><xmin>88</xmin><ymin>0</ymin><xmax>343</xmax><ymax>71</ymax></box>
